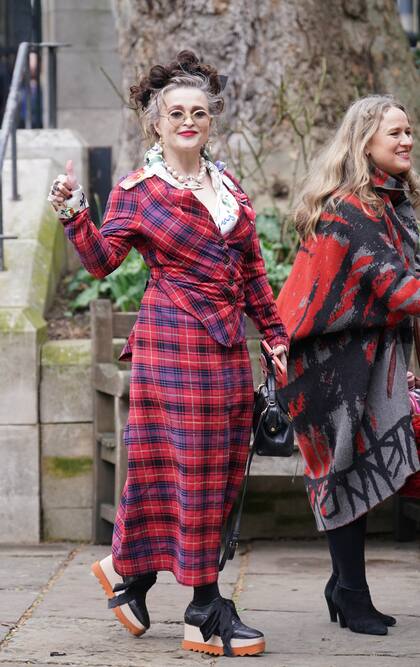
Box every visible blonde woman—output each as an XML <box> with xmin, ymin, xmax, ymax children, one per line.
<box><xmin>277</xmin><ymin>95</ymin><xmax>420</xmax><ymax>635</ymax></box>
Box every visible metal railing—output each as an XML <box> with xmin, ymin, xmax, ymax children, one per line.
<box><xmin>0</xmin><ymin>41</ymin><xmax>69</xmax><ymax>271</ymax></box>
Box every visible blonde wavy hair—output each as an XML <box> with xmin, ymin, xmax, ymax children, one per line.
<box><xmin>295</xmin><ymin>95</ymin><xmax>420</xmax><ymax>239</ymax></box>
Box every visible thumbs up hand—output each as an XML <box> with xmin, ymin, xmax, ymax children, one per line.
<box><xmin>47</xmin><ymin>160</ymin><xmax>88</xmax><ymax>220</ymax></box>
<box><xmin>65</xmin><ymin>159</ymin><xmax>78</xmax><ymax>190</ymax></box>
<box><xmin>48</xmin><ymin>160</ymin><xmax>80</xmax><ymax>210</ymax></box>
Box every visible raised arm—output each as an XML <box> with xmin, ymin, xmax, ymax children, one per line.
<box><xmin>48</xmin><ymin>161</ymin><xmax>142</xmax><ymax>278</ymax></box>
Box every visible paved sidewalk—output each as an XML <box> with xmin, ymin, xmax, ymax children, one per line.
<box><xmin>0</xmin><ymin>539</ymin><xmax>419</xmax><ymax>667</ymax></box>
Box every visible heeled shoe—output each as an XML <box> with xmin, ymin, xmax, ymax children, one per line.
<box><xmin>331</xmin><ymin>584</ymin><xmax>388</xmax><ymax>635</ymax></box>
<box><xmin>182</xmin><ymin>596</ymin><xmax>265</xmax><ymax>657</ymax></box>
<box><xmin>324</xmin><ymin>573</ymin><xmax>396</xmax><ymax>627</ymax></box>
<box><xmin>91</xmin><ymin>555</ymin><xmax>155</xmax><ymax>636</ymax></box>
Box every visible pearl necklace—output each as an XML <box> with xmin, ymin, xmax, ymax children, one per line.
<box><xmin>162</xmin><ymin>156</ymin><xmax>207</xmax><ymax>189</ymax></box>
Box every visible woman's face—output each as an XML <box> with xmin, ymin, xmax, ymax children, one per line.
<box><xmin>366</xmin><ymin>106</ymin><xmax>413</xmax><ymax>176</ymax></box>
<box><xmin>154</xmin><ymin>87</ymin><xmax>211</xmax><ymax>156</ymax></box>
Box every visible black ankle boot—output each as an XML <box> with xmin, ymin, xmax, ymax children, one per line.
<box><xmin>325</xmin><ymin>573</ymin><xmax>396</xmax><ymax>627</ymax></box>
<box><xmin>331</xmin><ymin>584</ymin><xmax>388</xmax><ymax>635</ymax></box>
<box><xmin>324</xmin><ymin>573</ymin><xmax>338</xmax><ymax>622</ymax></box>
<box><xmin>182</xmin><ymin>596</ymin><xmax>265</xmax><ymax>657</ymax></box>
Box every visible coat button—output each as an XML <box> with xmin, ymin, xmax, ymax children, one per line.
<box><xmin>223</xmin><ymin>255</ymin><xmax>230</xmax><ymax>265</ymax></box>
<box><xmin>228</xmin><ymin>295</ymin><xmax>236</xmax><ymax>305</ymax></box>
<box><xmin>228</xmin><ymin>278</ymin><xmax>234</xmax><ymax>286</ymax></box>
<box><xmin>218</xmin><ymin>238</ymin><xmax>225</xmax><ymax>246</ymax></box>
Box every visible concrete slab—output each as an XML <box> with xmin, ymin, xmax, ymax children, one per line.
<box><xmin>5</xmin><ymin>130</ymin><xmax>88</xmax><ymax>190</ymax></box>
<box><xmin>57</xmin><ymin>51</ymin><xmax>122</xmax><ymax>110</ymax></box>
<box><xmin>0</xmin><ymin>540</ymin><xmax>419</xmax><ymax>666</ymax></box>
<box><xmin>0</xmin><ymin>425</ymin><xmax>40</xmax><ymax>543</ymax></box>
<box><xmin>40</xmin><ymin>365</ymin><xmax>92</xmax><ymax>424</ymax></box>
<box><xmin>58</xmin><ymin>109</ymin><xmax>122</xmax><ymax>150</ymax></box>
<box><xmin>0</xmin><ymin>544</ymin><xmax>73</xmax><ymax>646</ymax></box>
<box><xmin>41</xmin><ymin>423</ymin><xmax>93</xmax><ymax>458</ymax></box>
<box><xmin>42</xmin><ymin>508</ymin><xmax>93</xmax><ymax>542</ymax></box>
<box><xmin>0</xmin><ymin>555</ymin><xmax>63</xmax><ymax>590</ymax></box>
<box><xmin>0</xmin><ymin>310</ymin><xmax>45</xmax><ymax>425</ymax></box>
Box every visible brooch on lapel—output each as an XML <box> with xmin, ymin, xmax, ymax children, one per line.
<box><xmin>120</xmin><ymin>167</ymin><xmax>151</xmax><ymax>190</ymax></box>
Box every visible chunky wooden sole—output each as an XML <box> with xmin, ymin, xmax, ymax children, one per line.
<box><xmin>91</xmin><ymin>557</ymin><xmax>146</xmax><ymax>637</ymax></box>
<box><xmin>182</xmin><ymin>624</ymin><xmax>265</xmax><ymax>656</ymax></box>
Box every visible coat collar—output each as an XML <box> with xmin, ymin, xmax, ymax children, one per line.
<box><xmin>370</xmin><ymin>165</ymin><xmax>408</xmax><ymax>205</ymax></box>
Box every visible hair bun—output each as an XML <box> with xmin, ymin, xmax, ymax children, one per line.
<box><xmin>173</xmin><ymin>50</ymin><xmax>221</xmax><ymax>95</ymax></box>
<box><xmin>148</xmin><ymin>65</ymin><xmax>172</xmax><ymax>89</ymax></box>
<box><xmin>130</xmin><ymin>50</ymin><xmax>222</xmax><ymax>111</ymax></box>
<box><xmin>176</xmin><ymin>50</ymin><xmax>200</xmax><ymax>70</ymax></box>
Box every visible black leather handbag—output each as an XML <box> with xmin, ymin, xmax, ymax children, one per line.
<box><xmin>252</xmin><ymin>350</ymin><xmax>294</xmax><ymax>457</ymax></box>
<box><xmin>219</xmin><ymin>342</ymin><xmax>294</xmax><ymax>570</ymax></box>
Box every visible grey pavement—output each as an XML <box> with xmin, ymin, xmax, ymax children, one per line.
<box><xmin>0</xmin><ymin>539</ymin><xmax>419</xmax><ymax>667</ymax></box>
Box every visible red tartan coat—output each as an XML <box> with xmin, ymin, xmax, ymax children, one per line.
<box><xmin>64</xmin><ymin>169</ymin><xmax>288</xmax><ymax>351</ymax></box>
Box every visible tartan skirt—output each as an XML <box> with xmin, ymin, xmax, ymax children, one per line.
<box><xmin>112</xmin><ymin>283</ymin><xmax>254</xmax><ymax>586</ymax></box>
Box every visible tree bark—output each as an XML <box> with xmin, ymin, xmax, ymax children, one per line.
<box><xmin>113</xmin><ymin>0</ymin><xmax>420</xmax><ymax>200</ymax></box>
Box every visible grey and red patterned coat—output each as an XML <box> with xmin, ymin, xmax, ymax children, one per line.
<box><xmin>277</xmin><ymin>167</ymin><xmax>420</xmax><ymax>531</ymax></box>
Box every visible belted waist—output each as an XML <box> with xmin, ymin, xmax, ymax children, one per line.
<box><xmin>149</xmin><ymin>269</ymin><xmax>242</xmax><ymax>306</ymax></box>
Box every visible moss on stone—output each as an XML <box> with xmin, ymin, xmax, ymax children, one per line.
<box><xmin>40</xmin><ymin>338</ymin><xmax>127</xmax><ymax>366</ymax></box>
<box><xmin>0</xmin><ymin>307</ymin><xmax>46</xmax><ymax>334</ymax></box>
<box><xmin>41</xmin><ymin>339</ymin><xmax>92</xmax><ymax>366</ymax></box>
<box><xmin>43</xmin><ymin>456</ymin><xmax>93</xmax><ymax>478</ymax></box>
<box><xmin>38</xmin><ymin>210</ymin><xmax>59</xmax><ymax>252</ymax></box>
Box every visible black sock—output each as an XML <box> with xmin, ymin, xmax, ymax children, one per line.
<box><xmin>123</xmin><ymin>571</ymin><xmax>157</xmax><ymax>595</ymax></box>
<box><xmin>193</xmin><ymin>581</ymin><xmax>220</xmax><ymax>606</ymax></box>
<box><xmin>326</xmin><ymin>514</ymin><xmax>368</xmax><ymax>590</ymax></box>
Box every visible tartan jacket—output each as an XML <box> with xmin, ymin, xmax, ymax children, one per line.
<box><xmin>63</xmin><ymin>168</ymin><xmax>288</xmax><ymax>350</ymax></box>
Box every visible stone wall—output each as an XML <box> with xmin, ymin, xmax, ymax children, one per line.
<box><xmin>40</xmin><ymin>340</ymin><xmax>93</xmax><ymax>541</ymax></box>
<box><xmin>42</xmin><ymin>0</ymin><xmax>123</xmax><ymax>152</ymax></box>
<box><xmin>0</xmin><ymin>130</ymin><xmax>88</xmax><ymax>544</ymax></box>
<box><xmin>37</xmin><ymin>340</ymin><xmax>394</xmax><ymax>542</ymax></box>
<box><xmin>39</xmin><ymin>338</ymin><xmax>124</xmax><ymax>541</ymax></box>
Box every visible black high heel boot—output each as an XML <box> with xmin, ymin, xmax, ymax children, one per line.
<box><xmin>324</xmin><ymin>573</ymin><xmax>396</xmax><ymax>627</ymax></box>
<box><xmin>324</xmin><ymin>573</ymin><xmax>338</xmax><ymax>622</ymax></box>
<box><xmin>331</xmin><ymin>584</ymin><xmax>388</xmax><ymax>635</ymax></box>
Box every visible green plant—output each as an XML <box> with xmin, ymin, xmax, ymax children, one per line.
<box><xmin>66</xmin><ymin>248</ymin><xmax>149</xmax><ymax>312</ymax></box>
<box><xmin>256</xmin><ymin>210</ymin><xmax>294</xmax><ymax>294</ymax></box>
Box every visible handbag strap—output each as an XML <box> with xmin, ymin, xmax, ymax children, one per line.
<box><xmin>266</xmin><ymin>359</ymin><xmax>278</xmax><ymax>402</ymax></box>
<box><xmin>219</xmin><ymin>359</ymin><xmax>277</xmax><ymax>571</ymax></box>
<box><xmin>219</xmin><ymin>443</ymin><xmax>255</xmax><ymax>571</ymax></box>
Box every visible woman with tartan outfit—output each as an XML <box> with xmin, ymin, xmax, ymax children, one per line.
<box><xmin>277</xmin><ymin>95</ymin><xmax>420</xmax><ymax>636</ymax></box>
<box><xmin>47</xmin><ymin>51</ymin><xmax>288</xmax><ymax>658</ymax></box>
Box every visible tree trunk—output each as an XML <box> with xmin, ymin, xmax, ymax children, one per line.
<box><xmin>113</xmin><ymin>0</ymin><xmax>420</xmax><ymax>204</ymax></box>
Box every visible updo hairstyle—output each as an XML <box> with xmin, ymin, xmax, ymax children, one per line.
<box><xmin>130</xmin><ymin>50</ymin><xmax>224</xmax><ymax>142</ymax></box>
